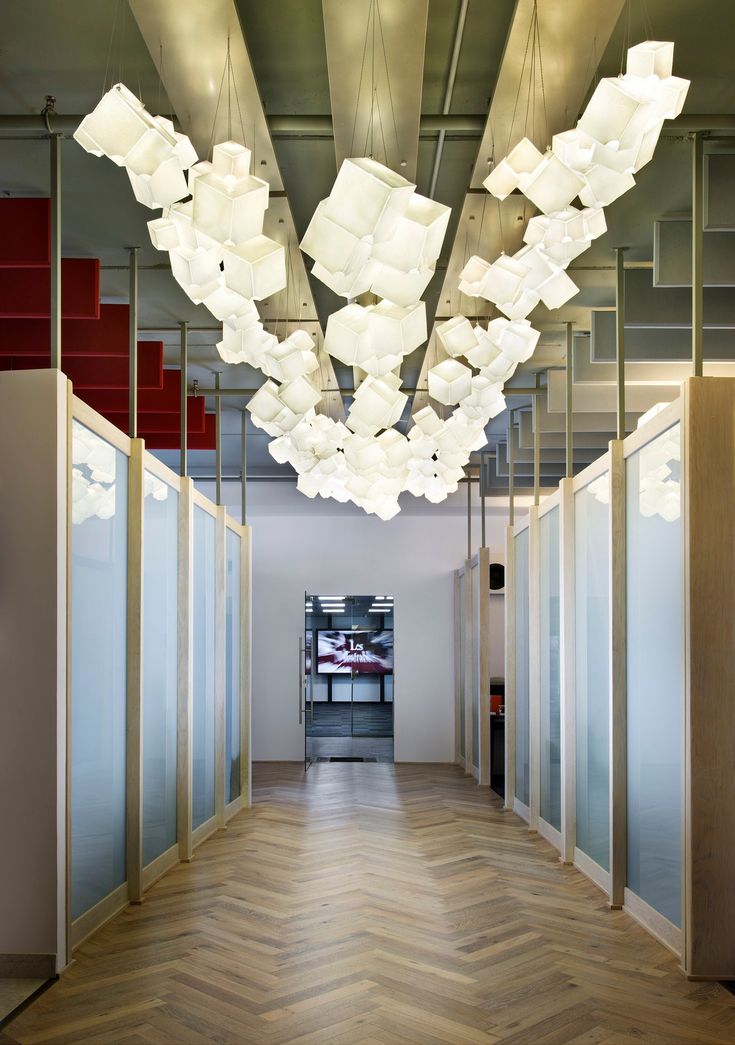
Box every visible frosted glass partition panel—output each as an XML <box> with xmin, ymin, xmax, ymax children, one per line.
<box><xmin>71</xmin><ymin>421</ymin><xmax>128</xmax><ymax>919</ymax></box>
<box><xmin>514</xmin><ymin>528</ymin><xmax>530</xmax><ymax>806</ymax></box>
<box><xmin>539</xmin><ymin>507</ymin><xmax>561</xmax><ymax>830</ymax></box>
<box><xmin>192</xmin><ymin>506</ymin><xmax>216</xmax><ymax>830</ymax></box>
<box><xmin>142</xmin><ymin>473</ymin><xmax>178</xmax><ymax>866</ymax></box>
<box><xmin>226</xmin><ymin>528</ymin><xmax>241</xmax><ymax>804</ymax></box>
<box><xmin>459</xmin><ymin>572</ymin><xmax>466</xmax><ymax>759</ymax></box>
<box><xmin>627</xmin><ymin>424</ymin><xmax>682</xmax><ymax>927</ymax></box>
<box><xmin>471</xmin><ymin>563</ymin><xmax>480</xmax><ymax>770</ymax></box>
<box><xmin>574</xmin><ymin>474</ymin><xmax>610</xmax><ymax>870</ymax></box>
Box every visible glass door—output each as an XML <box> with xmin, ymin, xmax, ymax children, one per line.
<box><xmin>304</xmin><ymin>592</ymin><xmax>314</xmax><ymax>769</ymax></box>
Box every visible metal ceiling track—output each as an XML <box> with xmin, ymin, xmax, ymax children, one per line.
<box><xmin>126</xmin><ymin>0</ymin><xmax>344</xmax><ymax>421</ymax></box>
<box><xmin>321</xmin><ymin>0</ymin><xmax>429</xmax><ymax>182</ymax></box>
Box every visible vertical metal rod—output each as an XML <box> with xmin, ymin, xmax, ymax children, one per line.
<box><xmin>533</xmin><ymin>379</ymin><xmax>541</xmax><ymax>507</ymax></box>
<box><xmin>565</xmin><ymin>321</ymin><xmax>573</xmax><ymax>479</ymax></box>
<box><xmin>615</xmin><ymin>247</ymin><xmax>626</xmax><ymax>440</ymax></box>
<box><xmin>128</xmin><ymin>247</ymin><xmax>139</xmax><ymax>438</ymax></box>
<box><xmin>179</xmin><ymin>321</ymin><xmax>188</xmax><ymax>478</ymax></box>
<box><xmin>481</xmin><ymin>457</ymin><xmax>486</xmax><ymax>548</ymax></box>
<box><xmin>508</xmin><ymin>409</ymin><xmax>515</xmax><ymax>527</ymax></box>
<box><xmin>50</xmin><ymin>133</ymin><xmax>61</xmax><ymax>369</ymax></box>
<box><xmin>241</xmin><ymin>410</ymin><xmax>247</xmax><ymax>525</ymax></box>
<box><xmin>215</xmin><ymin>372</ymin><xmax>222</xmax><ymax>506</ymax></box>
<box><xmin>692</xmin><ymin>131</ymin><xmax>704</xmax><ymax>377</ymax></box>
<box><xmin>466</xmin><ymin>471</ymin><xmax>471</xmax><ymax>560</ymax></box>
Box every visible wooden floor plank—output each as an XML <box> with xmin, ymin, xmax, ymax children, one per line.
<box><xmin>5</xmin><ymin>762</ymin><xmax>735</xmax><ymax>1044</ymax></box>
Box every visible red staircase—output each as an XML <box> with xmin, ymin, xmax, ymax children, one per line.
<box><xmin>0</xmin><ymin>198</ymin><xmax>215</xmax><ymax>450</ymax></box>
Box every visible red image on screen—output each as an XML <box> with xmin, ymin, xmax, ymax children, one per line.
<box><xmin>317</xmin><ymin>630</ymin><xmax>393</xmax><ymax>674</ymax></box>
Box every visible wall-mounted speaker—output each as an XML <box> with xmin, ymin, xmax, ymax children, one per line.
<box><xmin>489</xmin><ymin>562</ymin><xmax>505</xmax><ymax>593</ymax></box>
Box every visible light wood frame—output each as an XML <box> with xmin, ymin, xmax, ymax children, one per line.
<box><xmin>65</xmin><ymin>393</ymin><xmax>252</xmax><ymax>955</ymax></box>
<box><xmin>509</xmin><ymin>515</ymin><xmax>530</xmax><ymax>823</ymax></box>
<box><xmin>535</xmin><ymin>490</ymin><xmax>561</xmax><ymax>850</ymax></box>
<box><xmin>570</xmin><ymin>450</ymin><xmax>612</xmax><ymax>895</ymax></box>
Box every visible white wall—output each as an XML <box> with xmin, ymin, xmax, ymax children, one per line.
<box><xmin>203</xmin><ymin>480</ymin><xmax>510</xmax><ymax>763</ymax></box>
<box><xmin>0</xmin><ymin>370</ymin><xmax>67</xmax><ymax>971</ymax></box>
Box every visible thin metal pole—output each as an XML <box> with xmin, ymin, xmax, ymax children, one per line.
<box><xmin>508</xmin><ymin>409</ymin><xmax>515</xmax><ymax>527</ymax></box>
<box><xmin>481</xmin><ymin>457</ymin><xmax>486</xmax><ymax>549</ymax></box>
<box><xmin>565</xmin><ymin>321</ymin><xmax>573</xmax><ymax>478</ymax></box>
<box><xmin>429</xmin><ymin>0</ymin><xmax>469</xmax><ymax>199</ymax></box>
<box><xmin>241</xmin><ymin>411</ymin><xmax>247</xmax><ymax>525</ymax></box>
<box><xmin>466</xmin><ymin>472</ymin><xmax>471</xmax><ymax>560</ymax></box>
<box><xmin>533</xmin><ymin>377</ymin><xmax>541</xmax><ymax>507</ymax></box>
<box><xmin>180</xmin><ymin>321</ymin><xmax>188</xmax><ymax>478</ymax></box>
<box><xmin>50</xmin><ymin>132</ymin><xmax>61</xmax><ymax>369</ymax></box>
<box><xmin>215</xmin><ymin>373</ymin><xmax>222</xmax><ymax>506</ymax></box>
<box><xmin>128</xmin><ymin>247</ymin><xmax>138</xmax><ymax>438</ymax></box>
<box><xmin>692</xmin><ymin>131</ymin><xmax>704</xmax><ymax>376</ymax></box>
<box><xmin>615</xmin><ymin>247</ymin><xmax>626</xmax><ymax>440</ymax></box>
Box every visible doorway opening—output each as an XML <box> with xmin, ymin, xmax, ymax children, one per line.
<box><xmin>304</xmin><ymin>594</ymin><xmax>394</xmax><ymax>765</ymax></box>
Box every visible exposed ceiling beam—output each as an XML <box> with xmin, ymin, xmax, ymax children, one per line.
<box><xmin>321</xmin><ymin>0</ymin><xmax>429</xmax><ymax>182</ymax></box>
<box><xmin>127</xmin><ymin>0</ymin><xmax>344</xmax><ymax>420</ymax></box>
<box><xmin>412</xmin><ymin>0</ymin><xmax>626</xmax><ymax>417</ymax></box>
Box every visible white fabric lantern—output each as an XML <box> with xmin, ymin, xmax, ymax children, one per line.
<box><xmin>324</xmin><ymin>303</ymin><xmax>371</xmax><ymax>367</ymax></box>
<box><xmin>436</xmin><ymin>315</ymin><xmax>479</xmax><ymax>358</ymax></box>
<box><xmin>368</xmin><ymin>300</ymin><xmax>427</xmax><ymax>357</ymax></box>
<box><xmin>323</xmin><ymin>157</ymin><xmax>415</xmax><ymax>242</ymax></box>
<box><xmin>428</xmin><ymin>358</ymin><xmax>472</xmax><ymax>406</ymax></box>
<box><xmin>223</xmin><ymin>235</ymin><xmax>286</xmax><ymax>301</ymax></box>
<box><xmin>192</xmin><ymin>168</ymin><xmax>269</xmax><ymax>245</ymax></box>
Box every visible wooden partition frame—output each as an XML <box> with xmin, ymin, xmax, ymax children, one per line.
<box><xmin>570</xmin><ymin>449</ymin><xmax>612</xmax><ymax>897</ymax></box>
<box><xmin>528</xmin><ymin>506</ymin><xmax>540</xmax><ymax>833</ymax></box>
<box><xmin>477</xmin><ymin>548</ymin><xmax>492</xmax><ymax>787</ymax></box>
<box><xmin>190</xmin><ymin>487</ymin><xmax>220</xmax><ymax>853</ymax></box>
<box><xmin>224</xmin><ymin>514</ymin><xmax>251</xmax><ymax>820</ymax></box>
<box><xmin>463</xmin><ymin>559</ymin><xmax>473</xmax><ymax>776</ymax></box>
<box><xmin>504</xmin><ymin>381</ymin><xmax>735</xmax><ymax>979</ymax></box>
<box><xmin>503</xmin><ymin>526</ymin><xmax>515</xmax><ymax>811</ymax></box>
<box><xmin>535</xmin><ymin>490</ymin><xmax>561</xmax><ymax>851</ymax></box>
<box><xmin>68</xmin><ymin>398</ymin><xmax>133</xmax><ymax>951</ymax></box>
<box><xmin>510</xmin><ymin>515</ymin><xmax>531</xmax><ymax>823</ymax></box>
<box><xmin>453</xmin><ymin>570</ymin><xmax>463</xmax><ymax>767</ymax></box>
<box><xmin>140</xmin><ymin>451</ymin><xmax>184</xmax><ymax>893</ymax></box>
<box><xmin>66</xmin><ymin>392</ymin><xmax>252</xmax><ymax>955</ymax></box>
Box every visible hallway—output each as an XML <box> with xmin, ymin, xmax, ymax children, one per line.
<box><xmin>5</xmin><ymin>763</ymin><xmax>735</xmax><ymax>1045</ymax></box>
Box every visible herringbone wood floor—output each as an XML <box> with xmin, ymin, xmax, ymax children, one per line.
<box><xmin>5</xmin><ymin>762</ymin><xmax>735</xmax><ymax>1044</ymax></box>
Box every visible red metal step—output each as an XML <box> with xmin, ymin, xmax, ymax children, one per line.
<box><xmin>82</xmin><ymin>368</ymin><xmax>182</xmax><ymax>413</ymax></box>
<box><xmin>0</xmin><ymin>303</ymin><xmax>131</xmax><ymax>356</ymax></box>
<box><xmin>0</xmin><ymin>258</ymin><xmax>100</xmax><ymax>319</ymax></box>
<box><xmin>143</xmin><ymin>412</ymin><xmax>215</xmax><ymax>450</ymax></box>
<box><xmin>101</xmin><ymin>395</ymin><xmax>205</xmax><ymax>436</ymax></box>
<box><xmin>0</xmin><ymin>342</ymin><xmax>164</xmax><ymax>389</ymax></box>
<box><xmin>0</xmin><ymin>198</ymin><xmax>50</xmax><ymax>267</ymax></box>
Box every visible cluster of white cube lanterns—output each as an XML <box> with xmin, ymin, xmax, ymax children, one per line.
<box><xmin>73</xmin><ymin>42</ymin><xmax>687</xmax><ymax>522</ymax></box>
<box><xmin>74</xmin><ymin>82</ymin><xmax>297</xmax><ymax>369</ymax></box>
<box><xmin>461</xmin><ymin>42</ymin><xmax>688</xmax><ymax>322</ymax></box>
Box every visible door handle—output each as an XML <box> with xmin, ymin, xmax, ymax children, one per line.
<box><xmin>298</xmin><ymin>637</ymin><xmax>304</xmax><ymax>725</ymax></box>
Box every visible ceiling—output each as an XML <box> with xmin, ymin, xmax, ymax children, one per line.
<box><xmin>1</xmin><ymin>0</ymin><xmax>734</xmax><ymax>498</ymax></box>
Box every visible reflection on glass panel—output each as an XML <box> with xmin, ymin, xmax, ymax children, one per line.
<box><xmin>539</xmin><ymin>507</ymin><xmax>561</xmax><ymax>830</ymax></box>
<box><xmin>575</xmin><ymin>473</ymin><xmax>610</xmax><ymax>870</ymax></box>
<box><xmin>192</xmin><ymin>506</ymin><xmax>216</xmax><ymax>830</ymax></box>
<box><xmin>71</xmin><ymin>421</ymin><xmax>127</xmax><ymax>919</ymax></box>
<box><xmin>459</xmin><ymin>573</ymin><xmax>466</xmax><ymax>758</ymax></box>
<box><xmin>514</xmin><ymin>528</ymin><xmax>530</xmax><ymax>806</ymax></box>
<box><xmin>226</xmin><ymin>529</ymin><xmax>241</xmax><ymax>803</ymax></box>
<box><xmin>142</xmin><ymin>472</ymin><xmax>178</xmax><ymax>867</ymax></box>
<box><xmin>471</xmin><ymin>563</ymin><xmax>480</xmax><ymax>770</ymax></box>
<box><xmin>627</xmin><ymin>424</ymin><xmax>682</xmax><ymax>926</ymax></box>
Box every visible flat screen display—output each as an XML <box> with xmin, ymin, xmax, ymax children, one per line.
<box><xmin>317</xmin><ymin>629</ymin><xmax>393</xmax><ymax>675</ymax></box>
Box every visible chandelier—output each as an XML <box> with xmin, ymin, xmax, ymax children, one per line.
<box><xmin>74</xmin><ymin>39</ymin><xmax>688</xmax><ymax>521</ymax></box>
